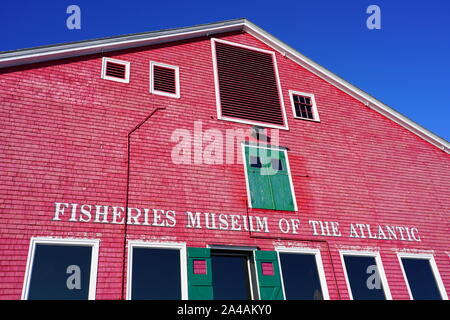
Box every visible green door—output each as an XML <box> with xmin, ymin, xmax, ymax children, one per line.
<box><xmin>244</xmin><ymin>145</ymin><xmax>295</xmax><ymax>211</ymax></box>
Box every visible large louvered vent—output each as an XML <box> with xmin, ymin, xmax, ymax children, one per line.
<box><xmin>214</xmin><ymin>40</ymin><xmax>285</xmax><ymax>127</ymax></box>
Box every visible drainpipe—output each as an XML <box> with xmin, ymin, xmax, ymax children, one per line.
<box><xmin>120</xmin><ymin>107</ymin><xmax>166</xmax><ymax>300</ymax></box>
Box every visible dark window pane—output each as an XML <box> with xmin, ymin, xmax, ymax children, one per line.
<box><xmin>279</xmin><ymin>253</ymin><xmax>323</xmax><ymax>300</ymax></box>
<box><xmin>299</xmin><ymin>96</ymin><xmax>305</xmax><ymax>104</ymax></box>
<box><xmin>271</xmin><ymin>158</ymin><xmax>283</xmax><ymax>171</ymax></box>
<box><xmin>131</xmin><ymin>248</ymin><xmax>181</xmax><ymax>300</ymax></box>
<box><xmin>294</xmin><ymin>105</ymin><xmax>301</xmax><ymax>117</ymax></box>
<box><xmin>306</xmin><ymin>105</ymin><xmax>314</xmax><ymax>119</ymax></box>
<box><xmin>344</xmin><ymin>256</ymin><xmax>386</xmax><ymax>300</ymax></box>
<box><xmin>28</xmin><ymin>244</ymin><xmax>92</xmax><ymax>300</ymax></box>
<box><xmin>212</xmin><ymin>255</ymin><xmax>252</xmax><ymax>300</ymax></box>
<box><xmin>305</xmin><ymin>97</ymin><xmax>311</xmax><ymax>105</ymax></box>
<box><xmin>249</xmin><ymin>156</ymin><xmax>262</xmax><ymax>168</ymax></box>
<box><xmin>401</xmin><ymin>258</ymin><xmax>442</xmax><ymax>300</ymax></box>
<box><xmin>300</xmin><ymin>105</ymin><xmax>307</xmax><ymax>118</ymax></box>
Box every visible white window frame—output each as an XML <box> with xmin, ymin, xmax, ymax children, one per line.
<box><xmin>241</xmin><ymin>143</ymin><xmax>298</xmax><ymax>211</ymax></box>
<box><xmin>126</xmin><ymin>241</ymin><xmax>188</xmax><ymax>300</ymax></box>
<box><xmin>211</xmin><ymin>38</ymin><xmax>289</xmax><ymax>130</ymax></box>
<box><xmin>275</xmin><ymin>247</ymin><xmax>330</xmax><ymax>300</ymax></box>
<box><xmin>289</xmin><ymin>90</ymin><xmax>320</xmax><ymax>122</ymax></box>
<box><xmin>22</xmin><ymin>237</ymin><xmax>100</xmax><ymax>300</ymax></box>
<box><xmin>339</xmin><ymin>250</ymin><xmax>392</xmax><ymax>300</ymax></box>
<box><xmin>149</xmin><ymin>61</ymin><xmax>180</xmax><ymax>98</ymax></box>
<box><xmin>101</xmin><ymin>57</ymin><xmax>130</xmax><ymax>83</ymax></box>
<box><xmin>397</xmin><ymin>252</ymin><xmax>448</xmax><ymax>300</ymax></box>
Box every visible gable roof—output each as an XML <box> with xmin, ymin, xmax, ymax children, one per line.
<box><xmin>0</xmin><ymin>18</ymin><xmax>448</xmax><ymax>154</ymax></box>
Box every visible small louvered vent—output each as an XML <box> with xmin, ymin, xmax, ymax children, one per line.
<box><xmin>102</xmin><ymin>58</ymin><xmax>129</xmax><ymax>83</ymax></box>
<box><xmin>153</xmin><ymin>65</ymin><xmax>176</xmax><ymax>94</ymax></box>
<box><xmin>105</xmin><ymin>61</ymin><xmax>126</xmax><ymax>79</ymax></box>
<box><xmin>215</xmin><ymin>41</ymin><xmax>285</xmax><ymax>126</ymax></box>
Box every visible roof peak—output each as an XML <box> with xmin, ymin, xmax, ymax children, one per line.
<box><xmin>0</xmin><ymin>19</ymin><xmax>448</xmax><ymax>153</ymax></box>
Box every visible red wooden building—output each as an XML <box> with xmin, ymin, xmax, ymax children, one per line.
<box><xmin>0</xmin><ymin>19</ymin><xmax>449</xmax><ymax>300</ymax></box>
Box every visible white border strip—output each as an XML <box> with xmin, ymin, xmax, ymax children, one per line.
<box><xmin>22</xmin><ymin>237</ymin><xmax>100</xmax><ymax>300</ymax></box>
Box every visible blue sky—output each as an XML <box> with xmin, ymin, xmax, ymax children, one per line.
<box><xmin>1</xmin><ymin>0</ymin><xmax>449</xmax><ymax>142</ymax></box>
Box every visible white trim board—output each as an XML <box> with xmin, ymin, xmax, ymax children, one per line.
<box><xmin>21</xmin><ymin>237</ymin><xmax>100</xmax><ymax>300</ymax></box>
<box><xmin>0</xmin><ymin>19</ymin><xmax>448</xmax><ymax>153</ymax></box>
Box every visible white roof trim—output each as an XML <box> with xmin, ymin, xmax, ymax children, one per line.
<box><xmin>0</xmin><ymin>19</ymin><xmax>448</xmax><ymax>153</ymax></box>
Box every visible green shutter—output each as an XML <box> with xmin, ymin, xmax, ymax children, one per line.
<box><xmin>245</xmin><ymin>146</ymin><xmax>275</xmax><ymax>209</ymax></box>
<box><xmin>269</xmin><ymin>150</ymin><xmax>295</xmax><ymax>211</ymax></box>
<box><xmin>187</xmin><ymin>247</ymin><xmax>213</xmax><ymax>300</ymax></box>
<box><xmin>244</xmin><ymin>145</ymin><xmax>295</xmax><ymax>211</ymax></box>
<box><xmin>255</xmin><ymin>251</ymin><xmax>284</xmax><ymax>300</ymax></box>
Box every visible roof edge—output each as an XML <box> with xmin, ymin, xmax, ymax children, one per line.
<box><xmin>0</xmin><ymin>19</ymin><xmax>247</xmax><ymax>69</ymax></box>
<box><xmin>242</xmin><ymin>21</ymin><xmax>450</xmax><ymax>154</ymax></box>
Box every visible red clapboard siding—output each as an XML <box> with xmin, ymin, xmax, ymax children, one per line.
<box><xmin>0</xmin><ymin>30</ymin><xmax>449</xmax><ymax>301</ymax></box>
<box><xmin>215</xmin><ymin>41</ymin><xmax>284</xmax><ymax>126</ymax></box>
<box><xmin>153</xmin><ymin>65</ymin><xmax>176</xmax><ymax>94</ymax></box>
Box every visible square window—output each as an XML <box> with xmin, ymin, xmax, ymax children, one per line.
<box><xmin>289</xmin><ymin>90</ymin><xmax>320</xmax><ymax>122</ymax></box>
